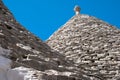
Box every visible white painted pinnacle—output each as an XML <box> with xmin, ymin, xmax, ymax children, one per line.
<box><xmin>74</xmin><ymin>5</ymin><xmax>80</xmax><ymax>15</ymax></box>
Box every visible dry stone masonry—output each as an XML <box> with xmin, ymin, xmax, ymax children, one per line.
<box><xmin>47</xmin><ymin>14</ymin><xmax>120</xmax><ymax>79</ymax></box>
<box><xmin>1</xmin><ymin>0</ymin><xmax>120</xmax><ymax>79</ymax></box>
<box><xmin>0</xmin><ymin>1</ymin><xmax>90</xmax><ymax>80</ymax></box>
<box><xmin>74</xmin><ymin>5</ymin><xmax>80</xmax><ymax>15</ymax></box>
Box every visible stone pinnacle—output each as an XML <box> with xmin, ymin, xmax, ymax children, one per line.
<box><xmin>74</xmin><ymin>5</ymin><xmax>80</xmax><ymax>15</ymax></box>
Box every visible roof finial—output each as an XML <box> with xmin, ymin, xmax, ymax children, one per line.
<box><xmin>74</xmin><ymin>5</ymin><xmax>80</xmax><ymax>15</ymax></box>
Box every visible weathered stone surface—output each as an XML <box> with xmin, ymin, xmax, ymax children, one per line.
<box><xmin>0</xmin><ymin>0</ymin><xmax>70</xmax><ymax>69</ymax></box>
<box><xmin>47</xmin><ymin>14</ymin><xmax>120</xmax><ymax>80</ymax></box>
<box><xmin>1</xmin><ymin>0</ymin><xmax>120</xmax><ymax>79</ymax></box>
<box><xmin>0</xmin><ymin>1</ymin><xmax>89</xmax><ymax>80</ymax></box>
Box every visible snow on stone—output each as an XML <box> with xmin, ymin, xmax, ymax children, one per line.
<box><xmin>16</xmin><ymin>43</ymin><xmax>40</xmax><ymax>54</ymax></box>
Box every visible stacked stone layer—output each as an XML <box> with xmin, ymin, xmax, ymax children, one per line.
<box><xmin>47</xmin><ymin>14</ymin><xmax>120</xmax><ymax>80</ymax></box>
<box><xmin>0</xmin><ymin>1</ymin><xmax>90</xmax><ymax>80</ymax></box>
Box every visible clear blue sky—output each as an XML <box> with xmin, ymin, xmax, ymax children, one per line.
<box><xmin>3</xmin><ymin>0</ymin><xmax>120</xmax><ymax>41</ymax></box>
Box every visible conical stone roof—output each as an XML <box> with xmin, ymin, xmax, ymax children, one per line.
<box><xmin>0</xmin><ymin>1</ymin><xmax>92</xmax><ymax>80</ymax></box>
<box><xmin>47</xmin><ymin>14</ymin><xmax>120</xmax><ymax>79</ymax></box>
<box><xmin>0</xmin><ymin>0</ymin><xmax>69</xmax><ymax>70</ymax></box>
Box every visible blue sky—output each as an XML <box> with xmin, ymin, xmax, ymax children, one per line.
<box><xmin>3</xmin><ymin>0</ymin><xmax>120</xmax><ymax>40</ymax></box>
